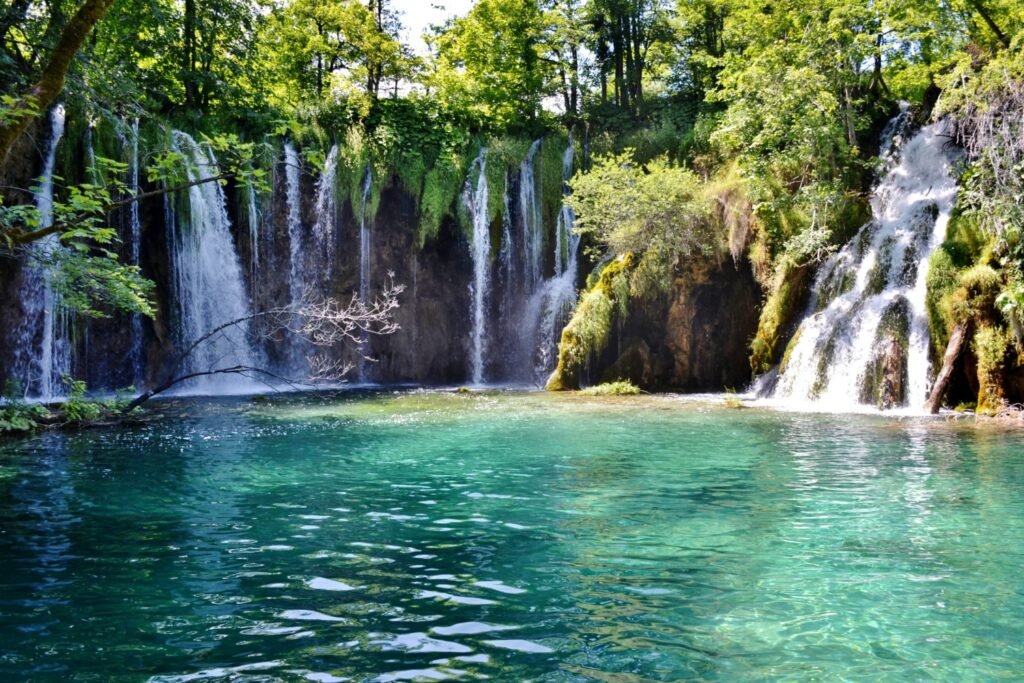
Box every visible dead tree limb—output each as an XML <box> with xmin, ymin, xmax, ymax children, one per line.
<box><xmin>926</xmin><ymin>321</ymin><xmax>970</xmax><ymax>414</ymax></box>
<box><xmin>123</xmin><ymin>277</ymin><xmax>405</xmax><ymax>414</ymax></box>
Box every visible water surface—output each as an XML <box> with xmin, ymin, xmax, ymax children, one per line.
<box><xmin>1</xmin><ymin>391</ymin><xmax>1022</xmax><ymax>681</ymax></box>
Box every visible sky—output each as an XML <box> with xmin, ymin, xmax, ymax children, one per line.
<box><xmin>392</xmin><ymin>0</ymin><xmax>477</xmax><ymax>55</ymax></box>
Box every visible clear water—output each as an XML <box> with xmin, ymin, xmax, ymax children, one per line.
<box><xmin>1</xmin><ymin>392</ymin><xmax>1022</xmax><ymax>681</ymax></box>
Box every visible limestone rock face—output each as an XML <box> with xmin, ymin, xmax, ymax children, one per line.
<box><xmin>662</xmin><ymin>259</ymin><xmax>761</xmax><ymax>391</ymax></box>
<box><xmin>594</xmin><ymin>257</ymin><xmax>762</xmax><ymax>392</ymax></box>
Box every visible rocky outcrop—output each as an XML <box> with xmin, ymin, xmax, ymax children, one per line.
<box><xmin>551</xmin><ymin>254</ymin><xmax>762</xmax><ymax>392</ymax></box>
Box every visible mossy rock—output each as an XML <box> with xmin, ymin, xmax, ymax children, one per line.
<box><xmin>859</xmin><ymin>297</ymin><xmax>911</xmax><ymax>409</ymax></box>
<box><xmin>547</xmin><ymin>253</ymin><xmax>637</xmax><ymax>391</ymax></box>
<box><xmin>578</xmin><ymin>381</ymin><xmax>642</xmax><ymax>396</ymax></box>
<box><xmin>749</xmin><ymin>260</ymin><xmax>812</xmax><ymax>375</ymax></box>
<box><xmin>974</xmin><ymin>324</ymin><xmax>1010</xmax><ymax>415</ymax></box>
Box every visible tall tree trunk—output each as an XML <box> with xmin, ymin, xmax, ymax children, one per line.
<box><xmin>926</xmin><ymin>321</ymin><xmax>969</xmax><ymax>414</ymax></box>
<box><xmin>613</xmin><ymin>17</ymin><xmax>626</xmax><ymax>109</ymax></box>
<box><xmin>0</xmin><ymin>0</ymin><xmax>115</xmax><ymax>166</ymax></box>
<box><xmin>183</xmin><ymin>0</ymin><xmax>196</xmax><ymax>109</ymax></box>
<box><xmin>967</xmin><ymin>0</ymin><xmax>1010</xmax><ymax>47</ymax></box>
<box><xmin>570</xmin><ymin>45</ymin><xmax>579</xmax><ymax>115</ymax></box>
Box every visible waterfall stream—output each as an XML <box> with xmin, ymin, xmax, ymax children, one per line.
<box><xmin>313</xmin><ymin>144</ymin><xmax>339</xmax><ymax>267</ymax></box>
<box><xmin>167</xmin><ymin>131</ymin><xmax>258</xmax><ymax>393</ymax></box>
<box><xmin>357</xmin><ymin>164</ymin><xmax>373</xmax><ymax>382</ymax></box>
<box><xmin>128</xmin><ymin>119</ymin><xmax>144</xmax><ymax>385</ymax></box>
<box><xmin>13</xmin><ymin>105</ymin><xmax>69</xmax><ymax>400</ymax></box>
<box><xmin>465</xmin><ymin>149</ymin><xmax>490</xmax><ymax>384</ymax></box>
<box><xmin>528</xmin><ymin>142</ymin><xmax>580</xmax><ymax>383</ymax></box>
<box><xmin>767</xmin><ymin>115</ymin><xmax>960</xmax><ymax>411</ymax></box>
<box><xmin>285</xmin><ymin>142</ymin><xmax>304</xmax><ymax>307</ymax></box>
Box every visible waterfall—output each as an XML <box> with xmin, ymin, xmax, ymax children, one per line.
<box><xmin>285</xmin><ymin>142</ymin><xmax>304</xmax><ymax>306</ymax></box>
<box><xmin>128</xmin><ymin>119</ymin><xmax>144</xmax><ymax>385</ymax></box>
<box><xmin>519</xmin><ymin>140</ymin><xmax>544</xmax><ymax>290</ymax></box>
<box><xmin>768</xmin><ymin>115</ymin><xmax>960</xmax><ymax>411</ymax></box>
<box><xmin>247</xmin><ymin>176</ymin><xmax>260</xmax><ymax>280</ymax></box>
<box><xmin>167</xmin><ymin>131</ymin><xmax>258</xmax><ymax>393</ymax></box>
<box><xmin>357</xmin><ymin>164</ymin><xmax>373</xmax><ymax>382</ymax></box>
<box><xmin>465</xmin><ymin>148</ymin><xmax>490</xmax><ymax>384</ymax></box>
<box><xmin>358</xmin><ymin>164</ymin><xmax>373</xmax><ymax>304</ymax></box>
<box><xmin>526</xmin><ymin>141</ymin><xmax>580</xmax><ymax>383</ymax></box>
<box><xmin>13</xmin><ymin>105</ymin><xmax>70</xmax><ymax>400</ymax></box>
<box><xmin>313</xmin><ymin>144</ymin><xmax>339</xmax><ymax>268</ymax></box>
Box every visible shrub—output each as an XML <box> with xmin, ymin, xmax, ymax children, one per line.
<box><xmin>579</xmin><ymin>381</ymin><xmax>641</xmax><ymax>396</ymax></box>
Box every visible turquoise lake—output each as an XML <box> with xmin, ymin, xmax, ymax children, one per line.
<box><xmin>1</xmin><ymin>390</ymin><xmax>1023</xmax><ymax>681</ymax></box>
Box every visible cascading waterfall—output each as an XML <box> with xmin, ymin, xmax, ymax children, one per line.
<box><xmin>313</xmin><ymin>144</ymin><xmax>339</xmax><ymax>266</ymax></box>
<box><xmin>128</xmin><ymin>118</ymin><xmax>144</xmax><ymax>385</ymax></box>
<box><xmin>519</xmin><ymin>140</ymin><xmax>544</xmax><ymax>290</ymax></box>
<box><xmin>285</xmin><ymin>142</ymin><xmax>304</xmax><ymax>306</ymax></box>
<box><xmin>357</xmin><ymin>164</ymin><xmax>373</xmax><ymax>382</ymax></box>
<box><xmin>358</xmin><ymin>164</ymin><xmax>373</xmax><ymax>304</ymax></box>
<box><xmin>768</xmin><ymin>115</ymin><xmax>960</xmax><ymax>411</ymax></box>
<box><xmin>525</xmin><ymin>142</ymin><xmax>580</xmax><ymax>382</ymax></box>
<box><xmin>167</xmin><ymin>131</ymin><xmax>258</xmax><ymax>393</ymax></box>
<box><xmin>14</xmin><ymin>104</ymin><xmax>70</xmax><ymax>400</ymax></box>
<box><xmin>465</xmin><ymin>148</ymin><xmax>490</xmax><ymax>384</ymax></box>
<box><xmin>247</xmin><ymin>176</ymin><xmax>260</xmax><ymax>280</ymax></box>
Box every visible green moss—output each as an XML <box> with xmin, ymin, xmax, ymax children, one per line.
<box><xmin>864</xmin><ymin>237</ymin><xmax>895</xmax><ymax>296</ymax></box>
<box><xmin>578</xmin><ymin>380</ymin><xmax>642</xmax><ymax>396</ymax></box>
<box><xmin>778</xmin><ymin>327</ymin><xmax>802</xmax><ymax>375</ymax></box>
<box><xmin>749</xmin><ymin>260</ymin><xmax>809</xmax><ymax>375</ymax></box>
<box><xmin>974</xmin><ymin>324</ymin><xmax>1010</xmax><ymax>415</ymax></box>
<box><xmin>418</xmin><ymin>151</ymin><xmax>467</xmax><ymax>246</ymax></box>
<box><xmin>944</xmin><ymin>264</ymin><xmax>1002</xmax><ymax>325</ymax></box>
<box><xmin>547</xmin><ymin>253</ymin><xmax>636</xmax><ymax>391</ymax></box>
<box><xmin>925</xmin><ymin>248</ymin><xmax>959</xmax><ymax>357</ymax></box>
<box><xmin>539</xmin><ymin>134</ymin><xmax>570</xmax><ymax>230</ymax></box>
<box><xmin>944</xmin><ymin>210</ymin><xmax>989</xmax><ymax>268</ymax></box>
<box><xmin>859</xmin><ymin>298</ymin><xmax>911</xmax><ymax>408</ymax></box>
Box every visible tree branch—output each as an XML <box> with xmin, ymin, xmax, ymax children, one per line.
<box><xmin>0</xmin><ymin>0</ymin><xmax>116</xmax><ymax>165</ymax></box>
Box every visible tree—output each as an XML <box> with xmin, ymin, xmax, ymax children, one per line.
<box><xmin>428</xmin><ymin>0</ymin><xmax>550</xmax><ymax>128</ymax></box>
<box><xmin>0</xmin><ymin>0</ymin><xmax>115</xmax><ymax>165</ymax></box>
<box><xmin>568</xmin><ymin>150</ymin><xmax>715</xmax><ymax>258</ymax></box>
<box><xmin>263</xmin><ymin>0</ymin><xmax>408</xmax><ymax>109</ymax></box>
<box><xmin>584</xmin><ymin>0</ymin><xmax>673</xmax><ymax>115</ymax></box>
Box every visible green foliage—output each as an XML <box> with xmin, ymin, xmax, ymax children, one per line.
<box><xmin>926</xmin><ymin>248</ymin><xmax>960</xmax><ymax>355</ymax></box>
<box><xmin>578</xmin><ymin>380</ymin><xmax>641</xmax><ymax>396</ymax></box>
<box><xmin>0</xmin><ymin>381</ymin><xmax>49</xmax><ymax>434</ymax></box>
<box><xmin>568</xmin><ymin>151</ymin><xmax>716</xmax><ymax>259</ymax></box>
<box><xmin>974</xmin><ymin>325</ymin><xmax>1010</xmax><ymax>415</ymax></box>
<box><xmin>419</xmin><ymin>152</ymin><xmax>468</xmax><ymax>246</ymax></box>
<box><xmin>427</xmin><ymin>0</ymin><xmax>549</xmax><ymax>130</ymax></box>
<box><xmin>944</xmin><ymin>265</ymin><xmax>1003</xmax><ymax>325</ymax></box>
<box><xmin>750</xmin><ymin>261</ymin><xmax>810</xmax><ymax>375</ymax></box>
<box><xmin>547</xmin><ymin>253</ymin><xmax>635</xmax><ymax>391</ymax></box>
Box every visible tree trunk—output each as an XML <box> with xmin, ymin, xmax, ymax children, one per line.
<box><xmin>0</xmin><ymin>0</ymin><xmax>116</xmax><ymax>166</ymax></box>
<box><xmin>183</xmin><ymin>0</ymin><xmax>196</xmax><ymax>109</ymax></box>
<box><xmin>926</xmin><ymin>321</ymin><xmax>969</xmax><ymax>414</ymax></box>
<box><xmin>967</xmin><ymin>0</ymin><xmax>1010</xmax><ymax>48</ymax></box>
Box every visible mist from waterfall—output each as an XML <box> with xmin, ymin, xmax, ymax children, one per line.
<box><xmin>166</xmin><ymin>131</ymin><xmax>259</xmax><ymax>393</ymax></box>
<box><xmin>767</xmin><ymin>115</ymin><xmax>960</xmax><ymax>412</ymax></box>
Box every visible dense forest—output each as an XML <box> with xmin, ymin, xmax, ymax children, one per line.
<box><xmin>1</xmin><ymin>0</ymin><xmax>1023</xmax><ymax>429</ymax></box>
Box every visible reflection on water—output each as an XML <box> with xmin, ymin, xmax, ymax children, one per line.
<box><xmin>0</xmin><ymin>390</ymin><xmax>1023</xmax><ymax>681</ymax></box>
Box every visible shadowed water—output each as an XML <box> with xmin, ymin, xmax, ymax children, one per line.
<box><xmin>1</xmin><ymin>391</ymin><xmax>1022</xmax><ymax>681</ymax></box>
